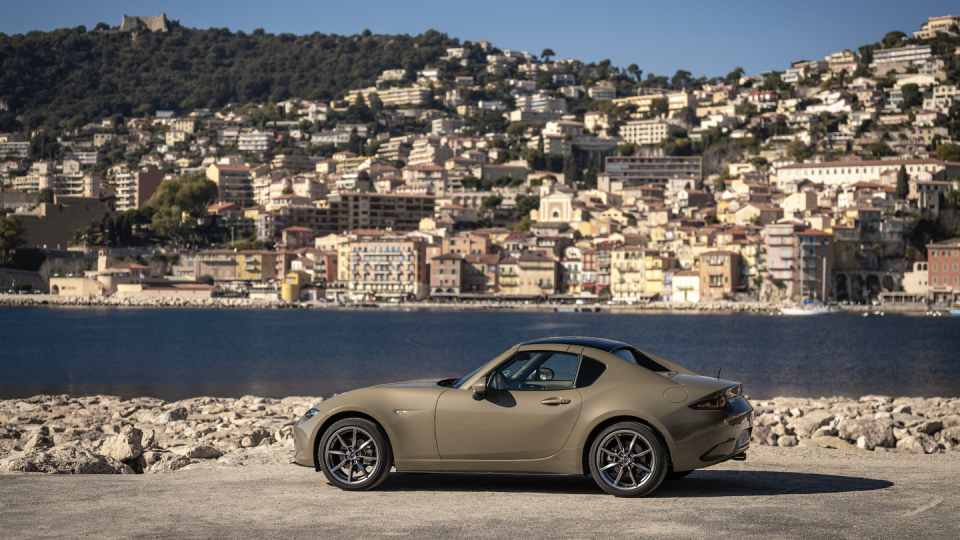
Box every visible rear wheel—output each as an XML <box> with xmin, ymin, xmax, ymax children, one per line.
<box><xmin>588</xmin><ymin>422</ymin><xmax>667</xmax><ymax>497</ymax></box>
<box><xmin>318</xmin><ymin>418</ymin><xmax>392</xmax><ymax>491</ymax></box>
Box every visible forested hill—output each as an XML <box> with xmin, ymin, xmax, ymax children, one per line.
<box><xmin>0</xmin><ymin>27</ymin><xmax>460</xmax><ymax>130</ymax></box>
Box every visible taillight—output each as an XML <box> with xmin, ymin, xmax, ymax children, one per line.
<box><xmin>689</xmin><ymin>395</ymin><xmax>727</xmax><ymax>411</ymax></box>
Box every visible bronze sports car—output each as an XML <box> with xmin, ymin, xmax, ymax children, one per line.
<box><xmin>294</xmin><ymin>336</ymin><xmax>753</xmax><ymax>497</ymax></box>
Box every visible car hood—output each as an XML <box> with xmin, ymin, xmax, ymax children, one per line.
<box><xmin>373</xmin><ymin>378</ymin><xmax>445</xmax><ymax>389</ymax></box>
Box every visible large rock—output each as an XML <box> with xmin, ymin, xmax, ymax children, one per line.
<box><xmin>897</xmin><ymin>433</ymin><xmax>938</xmax><ymax>454</ymax></box>
<box><xmin>941</xmin><ymin>426</ymin><xmax>960</xmax><ymax>443</ymax></box>
<box><xmin>100</xmin><ymin>426</ymin><xmax>143</xmax><ymax>462</ymax></box>
<box><xmin>787</xmin><ymin>411</ymin><xmax>835</xmax><ymax>439</ymax></box>
<box><xmin>837</xmin><ymin>418</ymin><xmax>896</xmax><ymax>448</ymax></box>
<box><xmin>22</xmin><ymin>428</ymin><xmax>55</xmax><ymax>450</ymax></box>
<box><xmin>0</xmin><ymin>447</ymin><xmax>133</xmax><ymax>474</ymax></box>
<box><xmin>176</xmin><ymin>445</ymin><xmax>223</xmax><ymax>459</ymax></box>
<box><xmin>148</xmin><ymin>454</ymin><xmax>194</xmax><ymax>471</ymax></box>
<box><xmin>915</xmin><ymin>420</ymin><xmax>943</xmax><ymax>435</ymax></box>
<box><xmin>153</xmin><ymin>407</ymin><xmax>188</xmax><ymax>424</ymax></box>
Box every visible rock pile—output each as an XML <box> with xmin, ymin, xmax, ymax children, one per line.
<box><xmin>2</xmin><ymin>393</ymin><xmax>958</xmax><ymax>475</ymax></box>
<box><xmin>750</xmin><ymin>395</ymin><xmax>960</xmax><ymax>453</ymax></box>
<box><xmin>0</xmin><ymin>394</ymin><xmax>322</xmax><ymax>474</ymax></box>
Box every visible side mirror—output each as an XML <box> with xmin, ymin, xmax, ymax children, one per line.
<box><xmin>472</xmin><ymin>378</ymin><xmax>486</xmax><ymax>398</ymax></box>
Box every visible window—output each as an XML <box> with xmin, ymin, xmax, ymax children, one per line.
<box><xmin>575</xmin><ymin>357</ymin><xmax>607</xmax><ymax>388</ymax></box>
<box><xmin>490</xmin><ymin>351</ymin><xmax>580</xmax><ymax>390</ymax></box>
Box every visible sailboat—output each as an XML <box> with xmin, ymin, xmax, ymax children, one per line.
<box><xmin>780</xmin><ymin>238</ymin><xmax>841</xmax><ymax>316</ymax></box>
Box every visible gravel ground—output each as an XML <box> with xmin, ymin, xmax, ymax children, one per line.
<box><xmin>0</xmin><ymin>444</ymin><xmax>957</xmax><ymax>539</ymax></box>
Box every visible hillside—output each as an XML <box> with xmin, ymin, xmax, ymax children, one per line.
<box><xmin>0</xmin><ymin>27</ymin><xmax>460</xmax><ymax>130</ymax></box>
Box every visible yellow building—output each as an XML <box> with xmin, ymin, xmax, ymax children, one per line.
<box><xmin>611</xmin><ymin>246</ymin><xmax>645</xmax><ymax>301</ymax></box>
<box><xmin>612</xmin><ymin>92</ymin><xmax>692</xmax><ymax>118</ymax></box>
<box><xmin>827</xmin><ymin>225</ymin><xmax>860</xmax><ymax>269</ymax></box>
<box><xmin>783</xmin><ymin>191</ymin><xmax>818</xmax><ymax>216</ymax></box>
<box><xmin>644</xmin><ymin>255</ymin><xmax>676</xmax><ymax>294</ymax></box>
<box><xmin>281</xmin><ymin>271</ymin><xmax>312</xmax><ymax>301</ymax></box>
<box><xmin>235</xmin><ymin>251</ymin><xmax>279</xmax><ymax>282</ymax></box>
<box><xmin>498</xmin><ymin>258</ymin><xmax>519</xmax><ymax>296</ymax></box>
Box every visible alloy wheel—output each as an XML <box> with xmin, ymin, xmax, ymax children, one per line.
<box><xmin>323</xmin><ymin>426</ymin><xmax>380</xmax><ymax>485</ymax></box>
<box><xmin>595</xmin><ymin>429</ymin><xmax>656</xmax><ymax>491</ymax></box>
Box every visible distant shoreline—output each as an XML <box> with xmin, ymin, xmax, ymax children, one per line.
<box><xmin>0</xmin><ymin>295</ymin><xmax>938</xmax><ymax>314</ymax></box>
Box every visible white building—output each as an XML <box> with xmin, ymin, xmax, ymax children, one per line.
<box><xmin>620</xmin><ymin>120</ymin><xmax>681</xmax><ymax>145</ymax></box>
<box><xmin>238</xmin><ymin>131</ymin><xmax>274</xmax><ymax>152</ymax></box>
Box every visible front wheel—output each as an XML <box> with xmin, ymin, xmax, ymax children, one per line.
<box><xmin>318</xmin><ymin>418</ymin><xmax>392</xmax><ymax>491</ymax></box>
<box><xmin>588</xmin><ymin>422</ymin><xmax>667</xmax><ymax>497</ymax></box>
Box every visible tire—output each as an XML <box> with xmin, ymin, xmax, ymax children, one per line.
<box><xmin>588</xmin><ymin>422</ymin><xmax>668</xmax><ymax>497</ymax></box>
<box><xmin>665</xmin><ymin>468</ymin><xmax>694</xmax><ymax>480</ymax></box>
<box><xmin>318</xmin><ymin>418</ymin><xmax>393</xmax><ymax>491</ymax></box>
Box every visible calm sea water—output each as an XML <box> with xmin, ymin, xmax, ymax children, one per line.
<box><xmin>1</xmin><ymin>307</ymin><xmax>958</xmax><ymax>400</ymax></box>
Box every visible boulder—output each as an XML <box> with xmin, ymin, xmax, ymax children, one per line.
<box><xmin>750</xmin><ymin>425</ymin><xmax>777</xmax><ymax>446</ymax></box>
<box><xmin>148</xmin><ymin>454</ymin><xmax>194</xmax><ymax>471</ymax></box>
<box><xmin>941</xmin><ymin>426</ymin><xmax>960</xmax><ymax>443</ymax></box>
<box><xmin>837</xmin><ymin>418</ymin><xmax>896</xmax><ymax>448</ymax></box>
<box><xmin>892</xmin><ymin>404</ymin><xmax>912</xmax><ymax>415</ymax></box>
<box><xmin>897</xmin><ymin>433</ymin><xmax>938</xmax><ymax>454</ymax></box>
<box><xmin>857</xmin><ymin>436</ymin><xmax>875</xmax><ymax>451</ymax></box>
<box><xmin>22</xmin><ymin>428</ymin><xmax>55</xmax><ymax>450</ymax></box>
<box><xmin>100</xmin><ymin>426</ymin><xmax>143</xmax><ymax>462</ymax></box>
<box><xmin>153</xmin><ymin>407</ymin><xmax>188</xmax><ymax>424</ymax></box>
<box><xmin>777</xmin><ymin>435</ymin><xmax>799</xmax><ymax>447</ymax></box>
<box><xmin>176</xmin><ymin>445</ymin><xmax>223</xmax><ymax>459</ymax></box>
<box><xmin>0</xmin><ymin>447</ymin><xmax>133</xmax><ymax>474</ymax></box>
<box><xmin>915</xmin><ymin>420</ymin><xmax>943</xmax><ymax>435</ymax></box>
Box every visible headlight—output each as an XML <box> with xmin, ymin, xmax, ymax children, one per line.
<box><xmin>303</xmin><ymin>408</ymin><xmax>319</xmax><ymax>420</ymax></box>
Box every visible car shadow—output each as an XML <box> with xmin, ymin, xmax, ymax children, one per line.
<box><xmin>376</xmin><ymin>469</ymin><xmax>893</xmax><ymax>497</ymax></box>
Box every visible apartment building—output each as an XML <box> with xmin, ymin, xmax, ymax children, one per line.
<box><xmin>588</xmin><ymin>85</ymin><xmax>616</xmax><ymax>101</ymax></box>
<box><xmin>207</xmin><ymin>163</ymin><xmax>253</xmax><ymax>204</ymax></box>
<box><xmin>347</xmin><ymin>235</ymin><xmax>430</xmax><ymax>300</ymax></box>
<box><xmin>763</xmin><ymin>222</ymin><xmax>834</xmax><ymax>301</ymax></box>
<box><xmin>927</xmin><ymin>239</ymin><xmax>960</xmax><ymax>302</ymax></box>
<box><xmin>430</xmin><ymin>253</ymin><xmax>465</xmax><ymax>298</ymax></box>
<box><xmin>238</xmin><ymin>131</ymin><xmax>275</xmax><ymax>152</ymax></box>
<box><xmin>872</xmin><ymin>44</ymin><xmax>936</xmax><ymax>66</ymax></box>
<box><xmin>604</xmin><ymin>156</ymin><xmax>703</xmax><ymax>186</ymax></box>
<box><xmin>612</xmin><ymin>91</ymin><xmax>692</xmax><ymax>118</ymax></box>
<box><xmin>115</xmin><ymin>167</ymin><xmax>164</xmax><ymax>211</ymax></box>
<box><xmin>610</xmin><ymin>246</ymin><xmax>645</xmax><ymax>301</ymax></box>
<box><xmin>776</xmin><ymin>159</ymin><xmax>944</xmax><ymax>187</ymax></box>
<box><xmin>620</xmin><ymin>120</ymin><xmax>681</xmax><ymax>145</ymax></box>
<box><xmin>0</xmin><ymin>133</ymin><xmax>30</xmax><ymax>159</ymax></box>
<box><xmin>407</xmin><ymin>137</ymin><xmax>454</xmax><ymax>167</ymax></box>
<box><xmin>699</xmin><ymin>251</ymin><xmax>742</xmax><ymax>300</ymax></box>
<box><xmin>347</xmin><ymin>86</ymin><xmax>433</xmax><ymax>107</ymax></box>
<box><xmin>257</xmin><ymin>192</ymin><xmax>435</xmax><ymax>240</ymax></box>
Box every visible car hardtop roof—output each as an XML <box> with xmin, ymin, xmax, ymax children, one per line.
<box><xmin>520</xmin><ymin>336</ymin><xmax>631</xmax><ymax>353</ymax></box>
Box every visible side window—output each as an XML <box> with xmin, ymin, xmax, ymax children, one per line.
<box><xmin>575</xmin><ymin>357</ymin><xmax>607</xmax><ymax>388</ymax></box>
<box><xmin>489</xmin><ymin>351</ymin><xmax>579</xmax><ymax>390</ymax></box>
<box><xmin>611</xmin><ymin>349</ymin><xmax>637</xmax><ymax>364</ymax></box>
<box><xmin>612</xmin><ymin>347</ymin><xmax>669</xmax><ymax>372</ymax></box>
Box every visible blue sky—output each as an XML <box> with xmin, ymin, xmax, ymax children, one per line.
<box><xmin>2</xmin><ymin>1</ymin><xmax>956</xmax><ymax>78</ymax></box>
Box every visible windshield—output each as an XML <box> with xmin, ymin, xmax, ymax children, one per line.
<box><xmin>450</xmin><ymin>365</ymin><xmax>486</xmax><ymax>389</ymax></box>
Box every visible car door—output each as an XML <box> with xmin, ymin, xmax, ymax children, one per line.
<box><xmin>434</xmin><ymin>347</ymin><xmax>583</xmax><ymax>460</ymax></box>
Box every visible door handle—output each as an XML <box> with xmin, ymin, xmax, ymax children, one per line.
<box><xmin>541</xmin><ymin>397</ymin><xmax>571</xmax><ymax>405</ymax></box>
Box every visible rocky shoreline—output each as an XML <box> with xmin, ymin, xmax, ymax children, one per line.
<box><xmin>0</xmin><ymin>295</ymin><xmax>923</xmax><ymax>313</ymax></box>
<box><xmin>1</xmin><ymin>393</ymin><xmax>957</xmax><ymax>475</ymax></box>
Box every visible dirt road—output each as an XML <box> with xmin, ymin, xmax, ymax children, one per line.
<box><xmin>0</xmin><ymin>445</ymin><xmax>957</xmax><ymax>539</ymax></box>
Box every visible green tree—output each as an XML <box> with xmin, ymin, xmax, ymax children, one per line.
<box><xmin>0</xmin><ymin>216</ymin><xmax>26</xmax><ymax>266</ymax></box>
<box><xmin>146</xmin><ymin>172</ymin><xmax>219</xmax><ymax>240</ymax></box>
<box><xmin>618</xmin><ymin>143</ymin><xmax>637</xmax><ymax>156</ymax></box>
<box><xmin>936</xmin><ymin>143</ymin><xmax>960</xmax><ymax>162</ymax></box>
<box><xmin>947</xmin><ymin>189</ymin><xmax>960</xmax><ymax>209</ymax></box>
<box><xmin>713</xmin><ymin>177</ymin><xmax>727</xmax><ymax>192</ymax></box>
<box><xmin>726</xmin><ymin>67</ymin><xmax>745</xmax><ymax>85</ymax></box>
<box><xmin>514</xmin><ymin>215</ymin><xmax>533</xmax><ymax>231</ymax></box>
<box><xmin>35</xmin><ymin>188</ymin><xmax>54</xmax><ymax>205</ymax></box>
<box><xmin>482</xmin><ymin>195</ymin><xmax>503</xmax><ymax>209</ymax></box>
<box><xmin>896</xmin><ymin>165</ymin><xmax>909</xmax><ymax>199</ymax></box>
<box><xmin>648</xmin><ymin>98</ymin><xmax>668</xmax><ymax>118</ymax></box>
<box><xmin>134</xmin><ymin>103</ymin><xmax>155</xmax><ymax>118</ymax></box>
<box><xmin>900</xmin><ymin>84</ymin><xmax>921</xmax><ymax>109</ymax></box>
<box><xmin>883</xmin><ymin>31</ymin><xmax>906</xmax><ymax>48</ymax></box>
<box><xmin>541</xmin><ymin>48</ymin><xmax>555</xmax><ymax>61</ymax></box>
<box><xmin>198</xmin><ymin>274</ymin><xmax>215</xmax><ymax>286</ymax></box>
<box><xmin>515</xmin><ymin>195</ymin><xmax>540</xmax><ymax>217</ymax></box>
